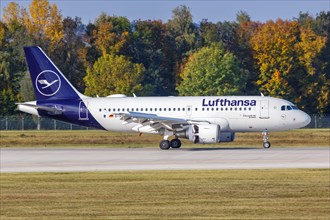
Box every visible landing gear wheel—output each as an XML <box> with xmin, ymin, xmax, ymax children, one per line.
<box><xmin>159</xmin><ymin>140</ymin><xmax>171</xmax><ymax>150</ymax></box>
<box><xmin>170</xmin><ymin>139</ymin><xmax>182</xmax><ymax>149</ymax></box>
<box><xmin>263</xmin><ymin>141</ymin><xmax>271</xmax><ymax>149</ymax></box>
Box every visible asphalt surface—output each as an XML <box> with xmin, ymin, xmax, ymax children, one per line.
<box><xmin>1</xmin><ymin>147</ymin><xmax>329</xmax><ymax>173</ymax></box>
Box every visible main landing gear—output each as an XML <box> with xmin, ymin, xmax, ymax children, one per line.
<box><xmin>159</xmin><ymin>138</ymin><xmax>182</xmax><ymax>150</ymax></box>
<box><xmin>262</xmin><ymin>131</ymin><xmax>271</xmax><ymax>148</ymax></box>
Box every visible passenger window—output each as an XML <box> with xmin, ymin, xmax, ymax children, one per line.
<box><xmin>195</xmin><ymin>108</ymin><xmax>198</xmax><ymax>111</ymax></box>
<box><xmin>183</xmin><ymin>108</ymin><xmax>185</xmax><ymax>111</ymax></box>
<box><xmin>169</xmin><ymin>108</ymin><xmax>171</xmax><ymax>111</ymax></box>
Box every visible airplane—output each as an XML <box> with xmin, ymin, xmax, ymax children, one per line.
<box><xmin>17</xmin><ymin>46</ymin><xmax>311</xmax><ymax>150</ymax></box>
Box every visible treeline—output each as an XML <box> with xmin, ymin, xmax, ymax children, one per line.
<box><xmin>0</xmin><ymin>0</ymin><xmax>329</xmax><ymax>115</ymax></box>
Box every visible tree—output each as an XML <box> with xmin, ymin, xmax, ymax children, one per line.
<box><xmin>129</xmin><ymin>20</ymin><xmax>177</xmax><ymax>96</ymax></box>
<box><xmin>167</xmin><ymin>5</ymin><xmax>198</xmax><ymax>59</ymax></box>
<box><xmin>250</xmin><ymin>19</ymin><xmax>327</xmax><ymax>113</ymax></box>
<box><xmin>84</xmin><ymin>54</ymin><xmax>144</xmax><ymax>96</ymax></box>
<box><xmin>22</xmin><ymin>0</ymin><xmax>63</xmax><ymax>51</ymax></box>
<box><xmin>51</xmin><ymin>17</ymin><xmax>87</xmax><ymax>92</ymax></box>
<box><xmin>177</xmin><ymin>44</ymin><xmax>244</xmax><ymax>96</ymax></box>
<box><xmin>93</xmin><ymin>13</ymin><xmax>131</xmax><ymax>56</ymax></box>
<box><xmin>235</xmin><ymin>12</ymin><xmax>260</xmax><ymax>95</ymax></box>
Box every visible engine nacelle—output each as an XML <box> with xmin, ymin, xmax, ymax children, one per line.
<box><xmin>176</xmin><ymin>124</ymin><xmax>235</xmax><ymax>144</ymax></box>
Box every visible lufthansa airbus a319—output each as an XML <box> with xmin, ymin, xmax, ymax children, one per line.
<box><xmin>18</xmin><ymin>47</ymin><xmax>311</xmax><ymax>149</ymax></box>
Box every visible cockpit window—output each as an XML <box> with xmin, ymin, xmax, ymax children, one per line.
<box><xmin>281</xmin><ymin>105</ymin><xmax>298</xmax><ymax>111</ymax></box>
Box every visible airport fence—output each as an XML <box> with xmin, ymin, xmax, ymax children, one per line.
<box><xmin>0</xmin><ymin>114</ymin><xmax>329</xmax><ymax>130</ymax></box>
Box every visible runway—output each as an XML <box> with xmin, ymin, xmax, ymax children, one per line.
<box><xmin>1</xmin><ymin>147</ymin><xmax>329</xmax><ymax>173</ymax></box>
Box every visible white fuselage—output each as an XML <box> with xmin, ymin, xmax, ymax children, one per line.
<box><xmin>84</xmin><ymin>96</ymin><xmax>310</xmax><ymax>133</ymax></box>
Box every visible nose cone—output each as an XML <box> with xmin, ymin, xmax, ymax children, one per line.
<box><xmin>298</xmin><ymin>111</ymin><xmax>311</xmax><ymax>128</ymax></box>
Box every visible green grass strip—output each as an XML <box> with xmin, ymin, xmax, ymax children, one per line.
<box><xmin>1</xmin><ymin>169</ymin><xmax>329</xmax><ymax>219</ymax></box>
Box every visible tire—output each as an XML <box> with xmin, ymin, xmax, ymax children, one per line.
<box><xmin>263</xmin><ymin>142</ymin><xmax>271</xmax><ymax>148</ymax></box>
<box><xmin>170</xmin><ymin>139</ymin><xmax>182</xmax><ymax>148</ymax></box>
<box><xmin>159</xmin><ymin>140</ymin><xmax>171</xmax><ymax>150</ymax></box>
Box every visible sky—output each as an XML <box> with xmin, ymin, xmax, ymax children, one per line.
<box><xmin>1</xmin><ymin>0</ymin><xmax>329</xmax><ymax>24</ymax></box>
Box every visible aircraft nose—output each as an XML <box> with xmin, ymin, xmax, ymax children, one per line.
<box><xmin>299</xmin><ymin>111</ymin><xmax>311</xmax><ymax>127</ymax></box>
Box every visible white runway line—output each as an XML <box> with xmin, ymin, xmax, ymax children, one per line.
<box><xmin>1</xmin><ymin>147</ymin><xmax>329</xmax><ymax>173</ymax></box>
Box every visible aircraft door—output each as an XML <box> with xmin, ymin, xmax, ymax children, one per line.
<box><xmin>79</xmin><ymin>101</ymin><xmax>89</xmax><ymax>120</ymax></box>
<box><xmin>260</xmin><ymin>100</ymin><xmax>269</xmax><ymax>119</ymax></box>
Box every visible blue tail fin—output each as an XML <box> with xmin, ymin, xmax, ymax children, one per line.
<box><xmin>24</xmin><ymin>46</ymin><xmax>83</xmax><ymax>101</ymax></box>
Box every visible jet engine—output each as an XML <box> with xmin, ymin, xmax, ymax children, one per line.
<box><xmin>176</xmin><ymin>124</ymin><xmax>235</xmax><ymax>144</ymax></box>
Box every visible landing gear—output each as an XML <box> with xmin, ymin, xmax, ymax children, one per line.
<box><xmin>263</xmin><ymin>141</ymin><xmax>271</xmax><ymax>148</ymax></box>
<box><xmin>262</xmin><ymin>131</ymin><xmax>271</xmax><ymax>148</ymax></box>
<box><xmin>170</xmin><ymin>139</ymin><xmax>182</xmax><ymax>148</ymax></box>
<box><xmin>159</xmin><ymin>138</ymin><xmax>182</xmax><ymax>150</ymax></box>
<box><xmin>159</xmin><ymin>140</ymin><xmax>170</xmax><ymax>150</ymax></box>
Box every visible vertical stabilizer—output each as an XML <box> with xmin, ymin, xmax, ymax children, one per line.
<box><xmin>24</xmin><ymin>46</ymin><xmax>83</xmax><ymax>101</ymax></box>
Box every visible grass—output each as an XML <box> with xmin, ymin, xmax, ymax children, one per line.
<box><xmin>1</xmin><ymin>169</ymin><xmax>329</xmax><ymax>219</ymax></box>
<box><xmin>0</xmin><ymin>129</ymin><xmax>329</xmax><ymax>148</ymax></box>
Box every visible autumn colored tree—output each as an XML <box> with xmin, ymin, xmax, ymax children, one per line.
<box><xmin>177</xmin><ymin>44</ymin><xmax>244</xmax><ymax>96</ymax></box>
<box><xmin>84</xmin><ymin>54</ymin><xmax>144</xmax><ymax>96</ymax></box>
<box><xmin>93</xmin><ymin>13</ymin><xmax>131</xmax><ymax>56</ymax></box>
<box><xmin>250</xmin><ymin>19</ymin><xmax>327</xmax><ymax>113</ymax></box>
<box><xmin>22</xmin><ymin>0</ymin><xmax>63</xmax><ymax>50</ymax></box>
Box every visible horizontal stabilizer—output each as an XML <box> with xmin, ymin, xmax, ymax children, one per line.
<box><xmin>17</xmin><ymin>103</ymin><xmax>63</xmax><ymax>115</ymax></box>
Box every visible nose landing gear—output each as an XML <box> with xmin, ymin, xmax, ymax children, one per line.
<box><xmin>262</xmin><ymin>131</ymin><xmax>271</xmax><ymax>148</ymax></box>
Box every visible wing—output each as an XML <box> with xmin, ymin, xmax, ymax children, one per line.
<box><xmin>114</xmin><ymin>112</ymin><xmax>189</xmax><ymax>133</ymax></box>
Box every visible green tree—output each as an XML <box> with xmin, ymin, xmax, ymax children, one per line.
<box><xmin>84</xmin><ymin>54</ymin><xmax>144</xmax><ymax>96</ymax></box>
<box><xmin>177</xmin><ymin>44</ymin><xmax>244</xmax><ymax>96</ymax></box>
<box><xmin>52</xmin><ymin>17</ymin><xmax>87</xmax><ymax>92</ymax></box>
<box><xmin>167</xmin><ymin>5</ymin><xmax>198</xmax><ymax>59</ymax></box>
<box><xmin>130</xmin><ymin>20</ymin><xmax>176</xmax><ymax>96</ymax></box>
